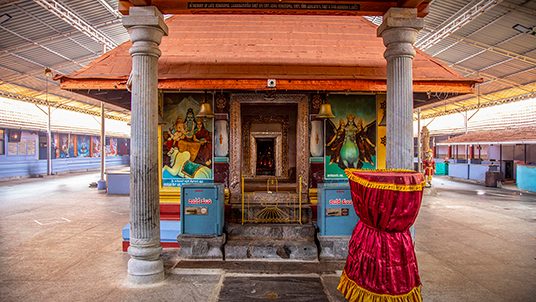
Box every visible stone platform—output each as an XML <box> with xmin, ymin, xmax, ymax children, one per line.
<box><xmin>318</xmin><ymin>236</ymin><xmax>351</xmax><ymax>260</ymax></box>
<box><xmin>224</xmin><ymin>223</ymin><xmax>318</xmax><ymax>261</ymax></box>
<box><xmin>177</xmin><ymin>234</ymin><xmax>226</xmax><ymax>260</ymax></box>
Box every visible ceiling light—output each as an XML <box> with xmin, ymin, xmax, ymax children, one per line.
<box><xmin>512</xmin><ymin>24</ymin><xmax>535</xmax><ymax>35</ymax></box>
<box><xmin>44</xmin><ymin>67</ymin><xmax>53</xmax><ymax>78</ymax></box>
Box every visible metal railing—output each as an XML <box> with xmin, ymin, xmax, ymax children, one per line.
<box><xmin>241</xmin><ymin>175</ymin><xmax>302</xmax><ymax>224</ymax></box>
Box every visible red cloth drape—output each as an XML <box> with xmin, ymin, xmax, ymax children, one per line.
<box><xmin>338</xmin><ymin>169</ymin><xmax>425</xmax><ymax>302</ymax></box>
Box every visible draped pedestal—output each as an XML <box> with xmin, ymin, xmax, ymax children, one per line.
<box><xmin>338</xmin><ymin>169</ymin><xmax>425</xmax><ymax>302</ymax></box>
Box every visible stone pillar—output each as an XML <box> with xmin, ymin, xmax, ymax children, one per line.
<box><xmin>123</xmin><ymin>6</ymin><xmax>168</xmax><ymax>284</ymax></box>
<box><xmin>377</xmin><ymin>8</ymin><xmax>423</xmax><ymax>170</ymax></box>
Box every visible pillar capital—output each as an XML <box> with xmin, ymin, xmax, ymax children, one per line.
<box><xmin>377</xmin><ymin>7</ymin><xmax>423</xmax><ymax>60</ymax></box>
<box><xmin>123</xmin><ymin>6</ymin><xmax>169</xmax><ymax>57</ymax></box>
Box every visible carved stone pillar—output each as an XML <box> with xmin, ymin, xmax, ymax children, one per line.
<box><xmin>229</xmin><ymin>98</ymin><xmax>241</xmax><ymax>203</ymax></box>
<box><xmin>123</xmin><ymin>6</ymin><xmax>168</xmax><ymax>284</ymax></box>
<box><xmin>377</xmin><ymin>8</ymin><xmax>423</xmax><ymax>170</ymax></box>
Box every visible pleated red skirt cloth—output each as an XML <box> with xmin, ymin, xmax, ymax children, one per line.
<box><xmin>338</xmin><ymin>169</ymin><xmax>425</xmax><ymax>302</ymax></box>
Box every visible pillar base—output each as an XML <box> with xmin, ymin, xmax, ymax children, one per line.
<box><xmin>127</xmin><ymin>258</ymin><xmax>165</xmax><ymax>284</ymax></box>
<box><xmin>97</xmin><ymin>179</ymin><xmax>107</xmax><ymax>190</ymax></box>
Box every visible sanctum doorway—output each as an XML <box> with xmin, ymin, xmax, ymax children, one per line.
<box><xmin>228</xmin><ymin>93</ymin><xmax>309</xmax><ymax>223</ymax></box>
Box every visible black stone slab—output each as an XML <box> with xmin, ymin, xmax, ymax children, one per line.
<box><xmin>175</xmin><ymin>260</ymin><xmax>345</xmax><ymax>274</ymax></box>
<box><xmin>218</xmin><ymin>276</ymin><xmax>329</xmax><ymax>302</ymax></box>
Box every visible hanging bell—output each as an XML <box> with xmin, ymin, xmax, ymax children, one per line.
<box><xmin>317</xmin><ymin>103</ymin><xmax>335</xmax><ymax>119</ymax></box>
<box><xmin>197</xmin><ymin>102</ymin><xmax>214</xmax><ymax>118</ymax></box>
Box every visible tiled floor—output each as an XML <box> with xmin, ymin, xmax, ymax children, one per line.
<box><xmin>0</xmin><ymin>173</ymin><xmax>534</xmax><ymax>301</ymax></box>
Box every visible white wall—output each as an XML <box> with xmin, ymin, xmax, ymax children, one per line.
<box><xmin>415</xmin><ymin>98</ymin><xmax>536</xmax><ymax>136</ymax></box>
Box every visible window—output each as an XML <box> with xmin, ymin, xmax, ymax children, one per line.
<box><xmin>6</xmin><ymin>130</ymin><xmax>36</xmax><ymax>156</ymax></box>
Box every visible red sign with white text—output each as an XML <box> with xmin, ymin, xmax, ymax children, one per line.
<box><xmin>328</xmin><ymin>199</ymin><xmax>352</xmax><ymax>205</ymax></box>
<box><xmin>188</xmin><ymin>197</ymin><xmax>213</xmax><ymax>205</ymax></box>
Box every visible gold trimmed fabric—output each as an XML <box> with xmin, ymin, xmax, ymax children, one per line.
<box><xmin>345</xmin><ymin>169</ymin><xmax>425</xmax><ymax>192</ymax></box>
<box><xmin>338</xmin><ymin>270</ymin><xmax>423</xmax><ymax>302</ymax></box>
<box><xmin>340</xmin><ymin>169</ymin><xmax>424</xmax><ymax>300</ymax></box>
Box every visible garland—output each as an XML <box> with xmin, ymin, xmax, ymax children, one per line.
<box><xmin>338</xmin><ymin>270</ymin><xmax>423</xmax><ymax>302</ymax></box>
<box><xmin>344</xmin><ymin>169</ymin><xmax>425</xmax><ymax>192</ymax></box>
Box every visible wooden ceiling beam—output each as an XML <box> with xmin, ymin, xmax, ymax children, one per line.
<box><xmin>119</xmin><ymin>0</ymin><xmax>429</xmax><ymax>16</ymax></box>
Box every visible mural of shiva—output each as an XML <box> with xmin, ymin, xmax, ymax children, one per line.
<box><xmin>161</xmin><ymin>94</ymin><xmax>213</xmax><ymax>186</ymax></box>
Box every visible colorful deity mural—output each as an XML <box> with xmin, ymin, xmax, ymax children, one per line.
<box><xmin>325</xmin><ymin>95</ymin><xmax>377</xmax><ymax>179</ymax></box>
<box><xmin>106</xmin><ymin>137</ymin><xmax>118</xmax><ymax>156</ymax></box>
<box><xmin>161</xmin><ymin>94</ymin><xmax>213</xmax><ymax>187</ymax></box>
<box><xmin>59</xmin><ymin>134</ymin><xmax>71</xmax><ymax>158</ymax></box>
<box><xmin>77</xmin><ymin>135</ymin><xmax>90</xmax><ymax>157</ymax></box>
<box><xmin>91</xmin><ymin>136</ymin><xmax>101</xmax><ymax>157</ymax></box>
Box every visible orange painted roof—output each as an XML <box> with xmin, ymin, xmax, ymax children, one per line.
<box><xmin>443</xmin><ymin>127</ymin><xmax>536</xmax><ymax>145</ymax></box>
<box><xmin>60</xmin><ymin>15</ymin><xmax>476</xmax><ymax>91</ymax></box>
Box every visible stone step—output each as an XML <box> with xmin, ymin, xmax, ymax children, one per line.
<box><xmin>226</xmin><ymin>223</ymin><xmax>316</xmax><ymax>240</ymax></box>
<box><xmin>224</xmin><ymin>239</ymin><xmax>318</xmax><ymax>261</ymax></box>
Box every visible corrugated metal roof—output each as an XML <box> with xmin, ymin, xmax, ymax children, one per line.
<box><xmin>442</xmin><ymin>126</ymin><xmax>536</xmax><ymax>145</ymax></box>
<box><xmin>0</xmin><ymin>0</ymin><xmax>127</xmax><ymax>119</ymax></box>
<box><xmin>416</xmin><ymin>0</ymin><xmax>536</xmax><ymax>120</ymax></box>
<box><xmin>0</xmin><ymin>96</ymin><xmax>129</xmax><ymax>137</ymax></box>
<box><xmin>0</xmin><ymin>0</ymin><xmax>534</xmax><ymax>122</ymax></box>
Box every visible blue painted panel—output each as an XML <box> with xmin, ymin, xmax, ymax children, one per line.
<box><xmin>180</xmin><ymin>184</ymin><xmax>224</xmax><ymax>236</ymax></box>
<box><xmin>107</xmin><ymin>171</ymin><xmax>130</xmax><ymax>195</ymax></box>
<box><xmin>517</xmin><ymin>165</ymin><xmax>536</xmax><ymax>193</ymax></box>
<box><xmin>448</xmin><ymin>163</ymin><xmax>469</xmax><ymax>179</ymax></box>
<box><xmin>469</xmin><ymin>164</ymin><xmax>488</xmax><ymax>182</ymax></box>
<box><xmin>317</xmin><ymin>182</ymin><xmax>359</xmax><ymax>236</ymax></box>
<box><xmin>435</xmin><ymin>162</ymin><xmax>448</xmax><ymax>175</ymax></box>
<box><xmin>122</xmin><ymin>221</ymin><xmax>181</xmax><ymax>242</ymax></box>
<box><xmin>0</xmin><ymin>156</ymin><xmax>130</xmax><ymax>180</ymax></box>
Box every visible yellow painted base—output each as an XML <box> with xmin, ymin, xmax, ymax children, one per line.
<box><xmin>159</xmin><ymin>188</ymin><xmax>180</xmax><ymax>204</ymax></box>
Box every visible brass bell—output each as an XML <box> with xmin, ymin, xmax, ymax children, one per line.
<box><xmin>197</xmin><ymin>102</ymin><xmax>214</xmax><ymax>118</ymax></box>
<box><xmin>317</xmin><ymin>103</ymin><xmax>335</xmax><ymax>119</ymax></box>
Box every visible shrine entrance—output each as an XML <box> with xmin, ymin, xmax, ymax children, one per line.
<box><xmin>241</xmin><ymin>102</ymin><xmax>296</xmax><ymax>183</ymax></box>
<box><xmin>227</xmin><ymin>94</ymin><xmax>309</xmax><ymax>224</ymax></box>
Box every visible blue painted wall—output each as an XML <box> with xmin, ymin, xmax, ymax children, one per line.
<box><xmin>516</xmin><ymin>165</ymin><xmax>536</xmax><ymax>193</ymax></box>
<box><xmin>0</xmin><ymin>156</ymin><xmax>130</xmax><ymax>180</ymax></box>
<box><xmin>469</xmin><ymin>164</ymin><xmax>488</xmax><ymax>182</ymax></box>
<box><xmin>448</xmin><ymin>163</ymin><xmax>469</xmax><ymax>179</ymax></box>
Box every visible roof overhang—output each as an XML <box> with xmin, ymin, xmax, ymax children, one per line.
<box><xmin>437</xmin><ymin>141</ymin><xmax>536</xmax><ymax>146</ymax></box>
<box><xmin>60</xmin><ymin>78</ymin><xmax>475</xmax><ymax>110</ymax></box>
<box><xmin>438</xmin><ymin>127</ymin><xmax>536</xmax><ymax>146</ymax></box>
